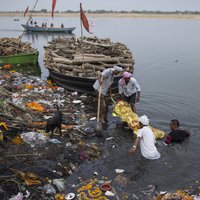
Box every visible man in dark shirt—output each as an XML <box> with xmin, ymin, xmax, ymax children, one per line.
<box><xmin>164</xmin><ymin>119</ymin><xmax>190</xmax><ymax>145</ymax></box>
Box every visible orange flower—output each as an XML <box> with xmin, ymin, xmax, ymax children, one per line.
<box><xmin>26</xmin><ymin>102</ymin><xmax>45</xmax><ymax>112</ymax></box>
<box><xmin>3</xmin><ymin>64</ymin><xmax>12</xmax><ymax>69</ymax></box>
<box><xmin>24</xmin><ymin>84</ymin><xmax>33</xmax><ymax>90</ymax></box>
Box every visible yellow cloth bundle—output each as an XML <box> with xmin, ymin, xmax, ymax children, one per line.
<box><xmin>112</xmin><ymin>101</ymin><xmax>165</xmax><ymax>139</ymax></box>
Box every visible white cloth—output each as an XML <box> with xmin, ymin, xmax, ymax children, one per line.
<box><xmin>118</xmin><ymin>77</ymin><xmax>141</xmax><ymax>97</ymax></box>
<box><xmin>112</xmin><ymin>65</ymin><xmax>123</xmax><ymax>72</ymax></box>
<box><xmin>137</xmin><ymin>126</ymin><xmax>160</xmax><ymax>160</ymax></box>
<box><xmin>93</xmin><ymin>68</ymin><xmax>114</xmax><ymax>96</ymax></box>
<box><xmin>139</xmin><ymin>115</ymin><xmax>149</xmax><ymax>126</ymax></box>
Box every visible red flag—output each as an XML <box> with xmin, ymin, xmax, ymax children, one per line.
<box><xmin>80</xmin><ymin>3</ymin><xmax>92</xmax><ymax>34</ymax></box>
<box><xmin>52</xmin><ymin>0</ymin><xmax>56</xmax><ymax>18</ymax></box>
<box><xmin>24</xmin><ymin>6</ymin><xmax>29</xmax><ymax>17</ymax></box>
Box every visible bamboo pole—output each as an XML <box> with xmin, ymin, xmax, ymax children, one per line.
<box><xmin>97</xmin><ymin>76</ymin><xmax>103</xmax><ymax>130</ymax></box>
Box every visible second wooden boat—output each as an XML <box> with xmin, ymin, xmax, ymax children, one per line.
<box><xmin>0</xmin><ymin>50</ymin><xmax>39</xmax><ymax>65</ymax></box>
<box><xmin>22</xmin><ymin>24</ymin><xmax>76</xmax><ymax>34</ymax></box>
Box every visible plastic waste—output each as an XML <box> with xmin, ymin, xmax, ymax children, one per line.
<box><xmin>9</xmin><ymin>192</ymin><xmax>23</xmax><ymax>200</ymax></box>
<box><xmin>43</xmin><ymin>184</ymin><xmax>56</xmax><ymax>194</ymax></box>
<box><xmin>49</xmin><ymin>138</ymin><xmax>61</xmax><ymax>144</ymax></box>
<box><xmin>53</xmin><ymin>178</ymin><xmax>66</xmax><ymax>192</ymax></box>
<box><xmin>105</xmin><ymin>191</ymin><xmax>115</xmax><ymax>197</ymax></box>
<box><xmin>24</xmin><ymin>190</ymin><xmax>30</xmax><ymax>198</ymax></box>
<box><xmin>73</xmin><ymin>100</ymin><xmax>82</xmax><ymax>104</ymax></box>
<box><xmin>71</xmin><ymin>91</ymin><xmax>78</xmax><ymax>96</ymax></box>
<box><xmin>115</xmin><ymin>169</ymin><xmax>125</xmax><ymax>174</ymax></box>
<box><xmin>90</xmin><ymin>117</ymin><xmax>96</xmax><ymax>121</ymax></box>
<box><xmin>65</xmin><ymin>193</ymin><xmax>75</xmax><ymax>200</ymax></box>
<box><xmin>20</xmin><ymin>132</ymin><xmax>48</xmax><ymax>147</ymax></box>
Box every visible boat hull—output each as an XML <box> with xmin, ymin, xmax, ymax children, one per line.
<box><xmin>22</xmin><ymin>24</ymin><xmax>76</xmax><ymax>33</ymax></box>
<box><xmin>0</xmin><ymin>51</ymin><xmax>39</xmax><ymax>65</ymax></box>
<box><xmin>49</xmin><ymin>70</ymin><xmax>121</xmax><ymax>94</ymax></box>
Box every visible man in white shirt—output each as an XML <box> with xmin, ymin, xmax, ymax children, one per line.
<box><xmin>93</xmin><ymin>65</ymin><xmax>123</xmax><ymax>123</ymax></box>
<box><xmin>129</xmin><ymin>115</ymin><xmax>161</xmax><ymax>160</ymax></box>
<box><xmin>118</xmin><ymin>71</ymin><xmax>141</xmax><ymax>112</ymax></box>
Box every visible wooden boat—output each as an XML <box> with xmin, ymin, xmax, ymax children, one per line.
<box><xmin>0</xmin><ymin>50</ymin><xmax>39</xmax><ymax>65</ymax></box>
<box><xmin>49</xmin><ymin>70</ymin><xmax>121</xmax><ymax>94</ymax></box>
<box><xmin>21</xmin><ymin>24</ymin><xmax>76</xmax><ymax>33</ymax></box>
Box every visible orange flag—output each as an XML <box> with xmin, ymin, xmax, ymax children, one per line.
<box><xmin>52</xmin><ymin>0</ymin><xmax>56</xmax><ymax>18</ymax></box>
<box><xmin>24</xmin><ymin>6</ymin><xmax>29</xmax><ymax>17</ymax></box>
<box><xmin>80</xmin><ymin>3</ymin><xmax>92</xmax><ymax>34</ymax></box>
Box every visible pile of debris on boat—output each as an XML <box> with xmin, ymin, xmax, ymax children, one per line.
<box><xmin>44</xmin><ymin>36</ymin><xmax>134</xmax><ymax>78</ymax></box>
<box><xmin>0</xmin><ymin>38</ymin><xmax>36</xmax><ymax>56</ymax></box>
<box><xmin>0</xmin><ymin>37</ymin><xmax>38</xmax><ymax>65</ymax></box>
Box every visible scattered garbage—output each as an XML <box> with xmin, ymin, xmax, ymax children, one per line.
<box><xmin>9</xmin><ymin>192</ymin><xmax>23</xmax><ymax>200</ymax></box>
<box><xmin>105</xmin><ymin>190</ymin><xmax>115</xmax><ymax>197</ymax></box>
<box><xmin>115</xmin><ymin>169</ymin><xmax>125</xmax><ymax>174</ymax></box>
<box><xmin>90</xmin><ymin>117</ymin><xmax>96</xmax><ymax>121</ymax></box>
<box><xmin>53</xmin><ymin>178</ymin><xmax>66</xmax><ymax>192</ymax></box>
<box><xmin>43</xmin><ymin>184</ymin><xmax>56</xmax><ymax>194</ymax></box>
<box><xmin>65</xmin><ymin>193</ymin><xmax>75</xmax><ymax>200</ymax></box>
<box><xmin>72</xmin><ymin>100</ymin><xmax>82</xmax><ymax>104</ymax></box>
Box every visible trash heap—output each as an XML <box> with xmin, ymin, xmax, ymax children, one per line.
<box><xmin>0</xmin><ymin>70</ymin><xmax>95</xmax><ymax>132</ymax></box>
<box><xmin>44</xmin><ymin>36</ymin><xmax>134</xmax><ymax>77</ymax></box>
<box><xmin>0</xmin><ymin>38</ymin><xmax>36</xmax><ymax>56</ymax></box>
<box><xmin>0</xmin><ymin>69</ymin><xmax>106</xmax><ymax>199</ymax></box>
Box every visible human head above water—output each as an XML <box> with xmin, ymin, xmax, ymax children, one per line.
<box><xmin>170</xmin><ymin>119</ymin><xmax>180</xmax><ymax>130</ymax></box>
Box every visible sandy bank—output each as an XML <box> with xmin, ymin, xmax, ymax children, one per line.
<box><xmin>1</xmin><ymin>12</ymin><xmax>200</xmax><ymax>19</ymax></box>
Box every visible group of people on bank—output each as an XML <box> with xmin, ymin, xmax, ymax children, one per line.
<box><xmin>93</xmin><ymin>66</ymin><xmax>190</xmax><ymax>160</ymax></box>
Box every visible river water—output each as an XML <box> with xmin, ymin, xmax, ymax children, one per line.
<box><xmin>1</xmin><ymin>16</ymin><xmax>200</xmax><ymax>194</ymax></box>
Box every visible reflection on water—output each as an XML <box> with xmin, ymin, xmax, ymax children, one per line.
<box><xmin>11</xmin><ymin>62</ymin><xmax>41</xmax><ymax>77</ymax></box>
<box><xmin>1</xmin><ymin>16</ymin><xmax>200</xmax><ymax>192</ymax></box>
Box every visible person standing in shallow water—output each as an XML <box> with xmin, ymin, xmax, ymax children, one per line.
<box><xmin>129</xmin><ymin>115</ymin><xmax>161</xmax><ymax>160</ymax></box>
<box><xmin>93</xmin><ymin>66</ymin><xmax>123</xmax><ymax>123</ymax></box>
<box><xmin>118</xmin><ymin>71</ymin><xmax>141</xmax><ymax>113</ymax></box>
<box><xmin>164</xmin><ymin>119</ymin><xmax>190</xmax><ymax>145</ymax></box>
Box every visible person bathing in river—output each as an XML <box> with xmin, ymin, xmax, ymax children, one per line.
<box><xmin>129</xmin><ymin>115</ymin><xmax>161</xmax><ymax>160</ymax></box>
<box><xmin>164</xmin><ymin>119</ymin><xmax>190</xmax><ymax>145</ymax></box>
<box><xmin>118</xmin><ymin>71</ymin><xmax>141</xmax><ymax>113</ymax></box>
<box><xmin>93</xmin><ymin>66</ymin><xmax>123</xmax><ymax>123</ymax></box>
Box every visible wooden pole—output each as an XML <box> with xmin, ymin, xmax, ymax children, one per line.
<box><xmin>26</xmin><ymin>0</ymin><xmax>39</xmax><ymax>26</ymax></box>
<box><xmin>80</xmin><ymin>3</ymin><xmax>85</xmax><ymax>72</ymax></box>
<box><xmin>97</xmin><ymin>76</ymin><xmax>103</xmax><ymax>130</ymax></box>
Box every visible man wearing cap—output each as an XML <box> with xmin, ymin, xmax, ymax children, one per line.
<box><xmin>129</xmin><ymin>115</ymin><xmax>160</xmax><ymax>160</ymax></box>
<box><xmin>93</xmin><ymin>66</ymin><xmax>123</xmax><ymax>123</ymax></box>
<box><xmin>118</xmin><ymin>71</ymin><xmax>141</xmax><ymax>113</ymax></box>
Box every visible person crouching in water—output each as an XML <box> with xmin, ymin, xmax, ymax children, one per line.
<box><xmin>118</xmin><ymin>71</ymin><xmax>141</xmax><ymax>113</ymax></box>
<box><xmin>129</xmin><ymin>115</ymin><xmax>161</xmax><ymax>160</ymax></box>
<box><xmin>164</xmin><ymin>119</ymin><xmax>190</xmax><ymax>145</ymax></box>
<box><xmin>93</xmin><ymin>66</ymin><xmax>123</xmax><ymax>123</ymax></box>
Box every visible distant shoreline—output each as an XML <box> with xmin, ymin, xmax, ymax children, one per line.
<box><xmin>0</xmin><ymin>12</ymin><xmax>200</xmax><ymax>19</ymax></box>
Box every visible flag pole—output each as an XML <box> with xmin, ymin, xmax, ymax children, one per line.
<box><xmin>80</xmin><ymin>3</ymin><xmax>85</xmax><ymax>72</ymax></box>
<box><xmin>16</xmin><ymin>0</ymin><xmax>38</xmax><ymax>54</ymax></box>
<box><xmin>26</xmin><ymin>0</ymin><xmax>39</xmax><ymax>26</ymax></box>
